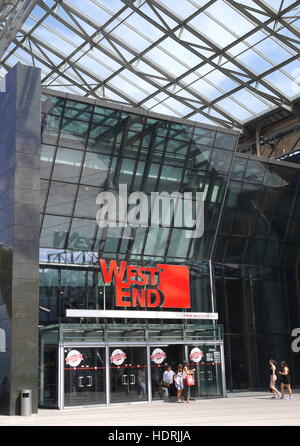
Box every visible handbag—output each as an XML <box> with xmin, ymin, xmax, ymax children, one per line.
<box><xmin>185</xmin><ymin>374</ymin><xmax>194</xmax><ymax>386</ymax></box>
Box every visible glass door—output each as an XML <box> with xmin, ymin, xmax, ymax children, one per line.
<box><xmin>151</xmin><ymin>344</ymin><xmax>185</xmax><ymax>401</ymax></box>
<box><xmin>64</xmin><ymin>347</ymin><xmax>106</xmax><ymax>407</ymax></box>
<box><xmin>109</xmin><ymin>346</ymin><xmax>148</xmax><ymax>404</ymax></box>
<box><xmin>188</xmin><ymin>344</ymin><xmax>223</xmax><ymax>398</ymax></box>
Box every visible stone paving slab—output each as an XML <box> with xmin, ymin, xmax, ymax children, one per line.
<box><xmin>0</xmin><ymin>392</ymin><xmax>299</xmax><ymax>426</ymax></box>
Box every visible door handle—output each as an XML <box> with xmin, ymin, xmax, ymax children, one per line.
<box><xmin>130</xmin><ymin>374</ymin><xmax>135</xmax><ymax>385</ymax></box>
<box><xmin>122</xmin><ymin>374</ymin><xmax>128</xmax><ymax>385</ymax></box>
<box><xmin>207</xmin><ymin>371</ymin><xmax>213</xmax><ymax>381</ymax></box>
<box><xmin>86</xmin><ymin>376</ymin><xmax>93</xmax><ymax>387</ymax></box>
<box><xmin>78</xmin><ymin>376</ymin><xmax>84</xmax><ymax>387</ymax></box>
<box><xmin>200</xmin><ymin>371</ymin><xmax>205</xmax><ymax>381</ymax></box>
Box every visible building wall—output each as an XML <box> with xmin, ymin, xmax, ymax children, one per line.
<box><xmin>39</xmin><ymin>91</ymin><xmax>300</xmax><ymax>392</ymax></box>
<box><xmin>0</xmin><ymin>65</ymin><xmax>41</xmax><ymax>415</ymax></box>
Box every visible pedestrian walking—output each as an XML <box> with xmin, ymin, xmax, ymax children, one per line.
<box><xmin>174</xmin><ymin>364</ymin><xmax>184</xmax><ymax>403</ymax></box>
<box><xmin>269</xmin><ymin>359</ymin><xmax>281</xmax><ymax>399</ymax></box>
<box><xmin>182</xmin><ymin>361</ymin><xmax>195</xmax><ymax>403</ymax></box>
<box><xmin>278</xmin><ymin>361</ymin><xmax>293</xmax><ymax>399</ymax></box>
<box><xmin>162</xmin><ymin>365</ymin><xmax>175</xmax><ymax>399</ymax></box>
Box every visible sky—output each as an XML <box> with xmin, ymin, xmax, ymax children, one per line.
<box><xmin>1</xmin><ymin>0</ymin><xmax>300</xmax><ymax>128</ymax></box>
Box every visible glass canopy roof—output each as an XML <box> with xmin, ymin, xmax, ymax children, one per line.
<box><xmin>1</xmin><ymin>0</ymin><xmax>300</xmax><ymax>130</ymax></box>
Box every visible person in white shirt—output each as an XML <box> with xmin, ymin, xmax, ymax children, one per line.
<box><xmin>174</xmin><ymin>365</ymin><xmax>184</xmax><ymax>403</ymax></box>
<box><xmin>163</xmin><ymin>365</ymin><xmax>175</xmax><ymax>399</ymax></box>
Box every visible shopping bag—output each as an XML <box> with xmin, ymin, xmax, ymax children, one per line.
<box><xmin>186</xmin><ymin>375</ymin><xmax>195</xmax><ymax>386</ymax></box>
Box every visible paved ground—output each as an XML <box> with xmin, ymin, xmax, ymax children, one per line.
<box><xmin>0</xmin><ymin>391</ymin><xmax>299</xmax><ymax>426</ymax></box>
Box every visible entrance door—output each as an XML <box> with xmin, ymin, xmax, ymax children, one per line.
<box><xmin>151</xmin><ymin>344</ymin><xmax>185</xmax><ymax>401</ymax></box>
<box><xmin>188</xmin><ymin>344</ymin><xmax>223</xmax><ymax>398</ymax></box>
<box><xmin>64</xmin><ymin>347</ymin><xmax>106</xmax><ymax>407</ymax></box>
<box><xmin>109</xmin><ymin>346</ymin><xmax>148</xmax><ymax>404</ymax></box>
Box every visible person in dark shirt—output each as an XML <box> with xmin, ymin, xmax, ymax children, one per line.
<box><xmin>278</xmin><ymin>361</ymin><xmax>293</xmax><ymax>400</ymax></box>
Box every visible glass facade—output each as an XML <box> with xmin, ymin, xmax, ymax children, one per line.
<box><xmin>39</xmin><ymin>92</ymin><xmax>300</xmax><ymax>405</ymax></box>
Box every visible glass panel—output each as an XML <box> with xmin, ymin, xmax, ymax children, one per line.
<box><xmin>109</xmin><ymin>347</ymin><xmax>148</xmax><ymax>404</ymax></box>
<box><xmin>143</xmin><ymin>163</ymin><xmax>160</xmax><ymax>193</ymax></box>
<box><xmin>158</xmin><ymin>166</ymin><xmax>183</xmax><ymax>192</ymax></box>
<box><xmin>64</xmin><ymin>108</ymin><xmax>91</xmax><ymax>122</ymax></box>
<box><xmin>40</xmin><ymin>346</ymin><xmax>58</xmax><ymax>407</ymax></box>
<box><xmin>40</xmin><ymin>145</ymin><xmax>55</xmax><ymax>179</ymax></box>
<box><xmin>214</xmin><ymin>132</ymin><xmax>237</xmax><ymax>150</ymax></box>
<box><xmin>151</xmin><ymin>345</ymin><xmax>184</xmax><ymax>401</ymax></box>
<box><xmin>244</xmin><ymin>160</ymin><xmax>266</xmax><ymax>184</ymax></box>
<box><xmin>65</xmin><ymin>100</ymin><xmax>93</xmax><ymax>112</ymax></box>
<box><xmin>229</xmin><ymin>336</ymin><xmax>250</xmax><ymax>390</ymax></box>
<box><xmin>132</xmin><ymin>161</ymin><xmax>146</xmax><ymax>191</ymax></box>
<box><xmin>40</xmin><ymin>180</ymin><xmax>49</xmax><ymax>213</ymax></box>
<box><xmin>40</xmin><ymin>215</ymin><xmax>70</xmax><ymax>248</ymax></box>
<box><xmin>130</xmin><ymin>227</ymin><xmax>147</xmax><ymax>254</ymax></box>
<box><xmin>52</xmin><ymin>148</ymin><xmax>83</xmax><ymax>183</ymax></box>
<box><xmin>193</xmin><ymin>128</ymin><xmax>216</xmax><ymax>146</ymax></box>
<box><xmin>165</xmin><ymin>139</ymin><xmax>188</xmax><ymax>155</ymax></box>
<box><xmin>87</xmin><ymin>124</ymin><xmax>116</xmax><ymax>154</ymax></box>
<box><xmin>225</xmin><ymin>181</ymin><xmax>242</xmax><ymax>207</ymax></box>
<box><xmin>64</xmin><ymin>347</ymin><xmax>106</xmax><ymax>407</ymax></box>
<box><xmin>95</xmin><ymin>227</ymin><xmax>123</xmax><ymax>253</ymax></box>
<box><xmin>144</xmin><ymin>227</ymin><xmax>170</xmax><ymax>256</ymax></box>
<box><xmin>116</xmin><ymin>157</ymin><xmax>136</xmax><ymax>186</ymax></box>
<box><xmin>68</xmin><ymin>218</ymin><xmax>96</xmax><ymax>250</ymax></box>
<box><xmin>59</xmin><ymin>118</ymin><xmax>89</xmax><ymax>149</ymax></box>
<box><xmin>231</xmin><ymin>157</ymin><xmax>247</xmax><ymax>180</ymax></box>
<box><xmin>42</xmin><ymin>115</ymin><xmax>60</xmax><ymax>144</ymax></box>
<box><xmin>39</xmin><ymin>268</ymin><xmax>59</xmax><ymax>324</ymax></box>
<box><xmin>74</xmin><ymin>185</ymin><xmax>101</xmax><ymax>218</ymax></box>
<box><xmin>46</xmin><ymin>182</ymin><xmax>78</xmax><ymax>216</ymax></box>
<box><xmin>42</xmin><ymin>95</ymin><xmax>64</xmax><ymax>115</ymax></box>
<box><xmin>211</xmin><ymin>148</ymin><xmax>232</xmax><ymax>175</ymax></box>
<box><xmin>167</xmin><ymin>228</ymin><xmax>190</xmax><ymax>258</ymax></box>
<box><xmin>188</xmin><ymin>145</ymin><xmax>212</xmax><ymax>170</ymax></box>
<box><xmin>262</xmin><ymin>282</ymin><xmax>289</xmax><ymax>333</ymax></box>
<box><xmin>245</xmin><ymin>239</ymin><xmax>266</xmax><ymax>265</ymax></box>
<box><xmin>61</xmin><ymin>269</ymin><xmax>98</xmax><ymax>316</ymax></box>
<box><xmin>189</xmin><ymin>344</ymin><xmax>223</xmax><ymax>398</ymax></box>
<box><xmin>81</xmin><ymin>153</ymin><xmax>111</xmax><ymax>186</ymax></box>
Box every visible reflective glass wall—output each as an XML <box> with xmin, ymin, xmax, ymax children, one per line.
<box><xmin>213</xmin><ymin>155</ymin><xmax>300</xmax><ymax>389</ymax></box>
<box><xmin>40</xmin><ymin>93</ymin><xmax>237</xmax><ymax>325</ymax></box>
<box><xmin>39</xmin><ymin>92</ymin><xmax>300</xmax><ymax>390</ymax></box>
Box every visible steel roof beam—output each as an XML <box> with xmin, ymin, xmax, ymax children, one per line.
<box><xmin>0</xmin><ymin>0</ymin><xmax>39</xmax><ymax>60</ymax></box>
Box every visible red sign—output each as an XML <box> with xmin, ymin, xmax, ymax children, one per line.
<box><xmin>99</xmin><ymin>260</ymin><xmax>190</xmax><ymax>309</ymax></box>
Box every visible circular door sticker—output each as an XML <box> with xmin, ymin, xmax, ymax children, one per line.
<box><xmin>189</xmin><ymin>348</ymin><xmax>203</xmax><ymax>363</ymax></box>
<box><xmin>151</xmin><ymin>348</ymin><xmax>167</xmax><ymax>364</ymax></box>
<box><xmin>110</xmin><ymin>349</ymin><xmax>127</xmax><ymax>366</ymax></box>
<box><xmin>65</xmin><ymin>350</ymin><xmax>83</xmax><ymax>367</ymax></box>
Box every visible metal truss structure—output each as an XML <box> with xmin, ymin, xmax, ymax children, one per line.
<box><xmin>1</xmin><ymin>0</ymin><xmax>300</xmax><ymax>133</ymax></box>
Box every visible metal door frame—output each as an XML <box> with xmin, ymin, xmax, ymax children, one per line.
<box><xmin>58</xmin><ymin>340</ymin><xmax>226</xmax><ymax>409</ymax></box>
<box><xmin>59</xmin><ymin>342</ymin><xmax>107</xmax><ymax>409</ymax></box>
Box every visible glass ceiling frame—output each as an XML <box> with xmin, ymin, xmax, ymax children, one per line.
<box><xmin>1</xmin><ymin>0</ymin><xmax>300</xmax><ymax>131</ymax></box>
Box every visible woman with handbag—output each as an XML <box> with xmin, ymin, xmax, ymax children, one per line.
<box><xmin>182</xmin><ymin>361</ymin><xmax>195</xmax><ymax>403</ymax></box>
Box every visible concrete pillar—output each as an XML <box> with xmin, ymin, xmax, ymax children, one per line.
<box><xmin>0</xmin><ymin>64</ymin><xmax>41</xmax><ymax>415</ymax></box>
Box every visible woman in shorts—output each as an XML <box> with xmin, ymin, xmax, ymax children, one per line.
<box><xmin>269</xmin><ymin>359</ymin><xmax>281</xmax><ymax>399</ymax></box>
<box><xmin>182</xmin><ymin>361</ymin><xmax>195</xmax><ymax>403</ymax></box>
<box><xmin>279</xmin><ymin>361</ymin><xmax>293</xmax><ymax>399</ymax></box>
